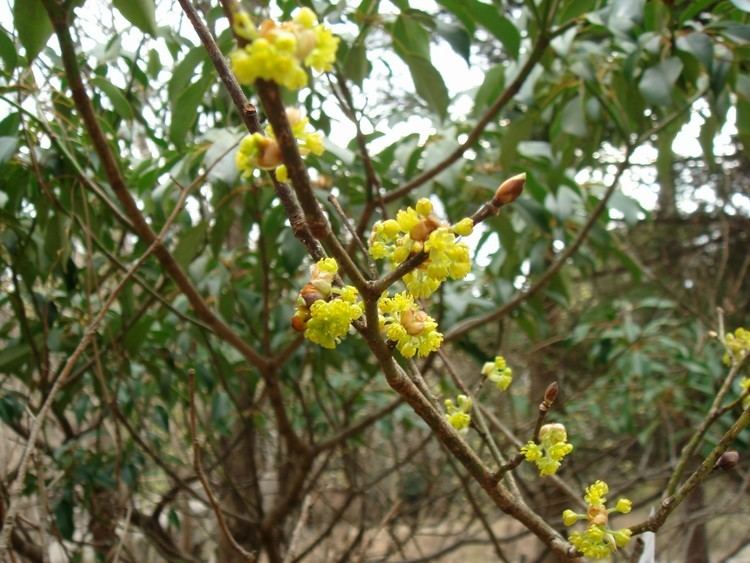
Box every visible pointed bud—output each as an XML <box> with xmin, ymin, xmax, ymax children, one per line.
<box><xmin>715</xmin><ymin>450</ymin><xmax>740</xmax><ymax>471</ymax></box>
<box><xmin>492</xmin><ymin>173</ymin><xmax>526</xmax><ymax>206</ymax></box>
<box><xmin>300</xmin><ymin>283</ymin><xmax>326</xmax><ymax>307</ymax></box>
<box><xmin>544</xmin><ymin>381</ymin><xmax>559</xmax><ymax>405</ymax></box>
<box><xmin>291</xmin><ymin>314</ymin><xmax>307</xmax><ymax>332</ymax></box>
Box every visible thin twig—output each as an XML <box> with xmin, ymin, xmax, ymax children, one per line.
<box><xmin>188</xmin><ymin>369</ymin><xmax>256</xmax><ymax>562</ymax></box>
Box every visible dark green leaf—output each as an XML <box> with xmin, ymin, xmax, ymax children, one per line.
<box><xmin>343</xmin><ymin>42</ymin><xmax>369</xmax><ymax>86</ymax></box>
<box><xmin>173</xmin><ymin>222</ymin><xmax>208</xmax><ymax>268</ymax></box>
<box><xmin>90</xmin><ymin>77</ymin><xmax>135</xmax><ymax>120</ymax></box>
<box><xmin>113</xmin><ymin>0</ymin><xmax>158</xmax><ymax>37</ymax></box>
<box><xmin>169</xmin><ymin>77</ymin><xmax>210</xmax><ymax>146</ymax></box>
<box><xmin>436</xmin><ymin>22</ymin><xmax>471</xmax><ymax>63</ymax></box>
<box><xmin>0</xmin><ymin>28</ymin><xmax>17</xmax><ymax>72</ymax></box>
<box><xmin>392</xmin><ymin>15</ymin><xmax>430</xmax><ymax>59</ymax></box>
<box><xmin>473</xmin><ymin>63</ymin><xmax>504</xmax><ymax>115</ymax></box>
<box><xmin>0</xmin><ymin>136</ymin><xmax>18</xmax><ymax>163</ymax></box>
<box><xmin>639</xmin><ymin>58</ymin><xmax>683</xmax><ymax>106</ymax></box>
<box><xmin>400</xmin><ymin>54</ymin><xmax>450</xmax><ymax>121</ymax></box>
<box><xmin>467</xmin><ymin>1</ymin><xmax>520</xmax><ymax>58</ymax></box>
<box><xmin>13</xmin><ymin>0</ymin><xmax>53</xmax><ymax>63</ymax></box>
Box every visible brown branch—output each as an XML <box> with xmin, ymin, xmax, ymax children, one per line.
<box><xmin>188</xmin><ymin>370</ymin><xmax>257</xmax><ymax>562</ymax></box>
<box><xmin>629</xmin><ymin>405</ymin><xmax>750</xmax><ymax>535</ymax></box>
<box><xmin>43</xmin><ymin>0</ymin><xmax>305</xmax><ymax>453</ymax></box>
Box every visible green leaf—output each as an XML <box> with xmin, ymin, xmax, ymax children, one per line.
<box><xmin>90</xmin><ymin>77</ymin><xmax>134</xmax><ymax>120</ymax></box>
<box><xmin>392</xmin><ymin>15</ymin><xmax>430</xmax><ymax>59</ymax></box>
<box><xmin>639</xmin><ymin>58</ymin><xmax>683</xmax><ymax>106</ymax></box>
<box><xmin>561</xmin><ymin>95</ymin><xmax>586</xmax><ymax>137</ymax></box>
<box><xmin>436</xmin><ymin>21</ymin><xmax>471</xmax><ymax>62</ymax></box>
<box><xmin>113</xmin><ymin>0</ymin><xmax>158</xmax><ymax>37</ymax></box>
<box><xmin>343</xmin><ymin>42</ymin><xmax>369</xmax><ymax>86</ymax></box>
<box><xmin>169</xmin><ymin>77</ymin><xmax>210</xmax><ymax>146</ymax></box>
<box><xmin>168</xmin><ymin>47</ymin><xmax>206</xmax><ymax>104</ymax></box>
<box><xmin>173</xmin><ymin>222</ymin><xmax>208</xmax><ymax>268</ymax></box>
<box><xmin>0</xmin><ymin>136</ymin><xmax>18</xmax><ymax>163</ymax></box>
<box><xmin>675</xmin><ymin>32</ymin><xmax>713</xmax><ymax>68</ymax></box>
<box><xmin>13</xmin><ymin>0</ymin><xmax>53</xmax><ymax>63</ymax></box>
<box><xmin>678</xmin><ymin>0</ymin><xmax>714</xmax><ymax>23</ymax></box>
<box><xmin>401</xmin><ymin>54</ymin><xmax>450</xmax><ymax>121</ymax></box>
<box><xmin>474</xmin><ymin>63</ymin><xmax>504</xmax><ymax>114</ymax></box>
<box><xmin>0</xmin><ymin>28</ymin><xmax>17</xmax><ymax>72</ymax></box>
<box><xmin>467</xmin><ymin>1</ymin><xmax>520</xmax><ymax>58</ymax></box>
<box><xmin>436</xmin><ymin>0</ymin><xmax>477</xmax><ymax>32</ymax></box>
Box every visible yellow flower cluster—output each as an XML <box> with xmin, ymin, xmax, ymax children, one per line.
<box><xmin>378</xmin><ymin>292</ymin><xmax>443</xmax><ymax>358</ymax></box>
<box><xmin>229</xmin><ymin>8</ymin><xmax>339</xmax><ymax>90</ymax></box>
<box><xmin>236</xmin><ymin>108</ymin><xmax>324</xmax><ymax>181</ymax></box>
<box><xmin>724</xmin><ymin>327</ymin><xmax>750</xmax><ymax>366</ymax></box>
<box><xmin>520</xmin><ymin>423</ymin><xmax>573</xmax><ymax>477</ymax></box>
<box><xmin>369</xmin><ymin>198</ymin><xmax>473</xmax><ymax>298</ymax></box>
<box><xmin>445</xmin><ymin>394</ymin><xmax>472</xmax><ymax>433</ymax></box>
<box><xmin>292</xmin><ymin>258</ymin><xmax>363</xmax><ymax>349</ymax></box>
<box><xmin>481</xmin><ymin>355</ymin><xmax>513</xmax><ymax>391</ymax></box>
<box><xmin>563</xmin><ymin>481</ymin><xmax>632</xmax><ymax>559</ymax></box>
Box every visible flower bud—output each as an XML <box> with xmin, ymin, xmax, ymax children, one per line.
<box><xmin>544</xmin><ymin>381</ymin><xmax>559</xmax><ymax>405</ymax></box>
<box><xmin>300</xmin><ymin>283</ymin><xmax>326</xmax><ymax>307</ymax></box>
<box><xmin>291</xmin><ymin>312</ymin><xmax>308</xmax><ymax>332</ymax></box>
<box><xmin>562</xmin><ymin>509</ymin><xmax>579</xmax><ymax>526</ymax></box>
<box><xmin>715</xmin><ymin>450</ymin><xmax>740</xmax><ymax>471</ymax></box>
<box><xmin>409</xmin><ymin>215</ymin><xmax>441</xmax><ymax>242</ymax></box>
<box><xmin>587</xmin><ymin>505</ymin><xmax>608</xmax><ymax>526</ymax></box>
<box><xmin>257</xmin><ymin>138</ymin><xmax>283</xmax><ymax>169</ymax></box>
<box><xmin>615</xmin><ymin>497</ymin><xmax>632</xmax><ymax>514</ymax></box>
<box><xmin>492</xmin><ymin>173</ymin><xmax>526</xmax><ymax>206</ymax></box>
<box><xmin>539</xmin><ymin>422</ymin><xmax>567</xmax><ymax>444</ymax></box>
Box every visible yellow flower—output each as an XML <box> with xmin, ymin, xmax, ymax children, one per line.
<box><xmin>229</xmin><ymin>9</ymin><xmax>339</xmax><ymax>90</ymax></box>
<box><xmin>585</xmin><ymin>480</ymin><xmax>609</xmax><ymax>507</ymax></box>
<box><xmin>452</xmin><ymin>217</ymin><xmax>474</xmax><ymax>237</ymax></box>
<box><xmin>445</xmin><ymin>395</ymin><xmax>472</xmax><ymax>433</ymax></box>
<box><xmin>305</xmin><ymin>295</ymin><xmax>363</xmax><ymax>349</ymax></box>
<box><xmin>564</xmin><ymin>481</ymin><xmax>632</xmax><ymax>559</ymax></box>
<box><xmin>378</xmin><ymin>292</ymin><xmax>443</xmax><ymax>358</ymax></box>
<box><xmin>724</xmin><ymin>327</ymin><xmax>750</xmax><ymax>365</ymax></box>
<box><xmin>521</xmin><ymin>423</ymin><xmax>573</xmax><ymax>477</ymax></box>
<box><xmin>481</xmin><ymin>355</ymin><xmax>513</xmax><ymax>391</ymax></box>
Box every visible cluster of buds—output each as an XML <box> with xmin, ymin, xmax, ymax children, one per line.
<box><xmin>369</xmin><ymin>198</ymin><xmax>473</xmax><ymax>298</ymax></box>
<box><xmin>563</xmin><ymin>480</ymin><xmax>632</xmax><ymax>559</ymax></box>
<box><xmin>481</xmin><ymin>355</ymin><xmax>513</xmax><ymax>391</ymax></box>
<box><xmin>723</xmin><ymin>327</ymin><xmax>750</xmax><ymax>366</ymax></box>
<box><xmin>229</xmin><ymin>8</ymin><xmax>339</xmax><ymax>90</ymax></box>
<box><xmin>378</xmin><ymin>292</ymin><xmax>443</xmax><ymax>358</ymax></box>
<box><xmin>236</xmin><ymin>108</ymin><xmax>324</xmax><ymax>181</ymax></box>
<box><xmin>445</xmin><ymin>394</ymin><xmax>472</xmax><ymax>433</ymax></box>
<box><xmin>520</xmin><ymin>423</ymin><xmax>573</xmax><ymax>476</ymax></box>
<box><xmin>292</xmin><ymin>258</ymin><xmax>363</xmax><ymax>349</ymax></box>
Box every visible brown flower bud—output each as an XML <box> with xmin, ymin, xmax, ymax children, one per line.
<box><xmin>257</xmin><ymin>138</ymin><xmax>283</xmax><ymax>169</ymax></box>
<box><xmin>587</xmin><ymin>505</ymin><xmax>609</xmax><ymax>527</ymax></box>
<box><xmin>409</xmin><ymin>215</ymin><xmax>441</xmax><ymax>242</ymax></box>
<box><xmin>291</xmin><ymin>314</ymin><xmax>307</xmax><ymax>332</ymax></box>
<box><xmin>492</xmin><ymin>173</ymin><xmax>526</xmax><ymax>206</ymax></box>
<box><xmin>401</xmin><ymin>309</ymin><xmax>429</xmax><ymax>336</ymax></box>
<box><xmin>300</xmin><ymin>283</ymin><xmax>325</xmax><ymax>307</ymax></box>
<box><xmin>544</xmin><ymin>382</ymin><xmax>559</xmax><ymax>405</ymax></box>
<box><xmin>715</xmin><ymin>450</ymin><xmax>740</xmax><ymax>471</ymax></box>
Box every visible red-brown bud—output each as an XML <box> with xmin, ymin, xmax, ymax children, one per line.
<box><xmin>300</xmin><ymin>283</ymin><xmax>325</xmax><ymax>307</ymax></box>
<box><xmin>544</xmin><ymin>382</ymin><xmax>559</xmax><ymax>405</ymax></box>
<box><xmin>291</xmin><ymin>314</ymin><xmax>307</xmax><ymax>332</ymax></box>
<box><xmin>257</xmin><ymin>138</ymin><xmax>283</xmax><ymax>169</ymax></box>
<box><xmin>492</xmin><ymin>173</ymin><xmax>526</xmax><ymax>206</ymax></box>
<box><xmin>715</xmin><ymin>450</ymin><xmax>740</xmax><ymax>471</ymax></box>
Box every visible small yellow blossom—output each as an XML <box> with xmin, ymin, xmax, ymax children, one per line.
<box><xmin>236</xmin><ymin>108</ymin><xmax>324</xmax><ymax>180</ymax></box>
<box><xmin>369</xmin><ymin>201</ymin><xmax>473</xmax><ymax>298</ymax></box>
<box><xmin>521</xmin><ymin>423</ymin><xmax>573</xmax><ymax>476</ymax></box>
<box><xmin>481</xmin><ymin>355</ymin><xmax>513</xmax><ymax>391</ymax></box>
<box><xmin>292</xmin><ymin>258</ymin><xmax>363</xmax><ymax>348</ymax></box>
<box><xmin>445</xmin><ymin>394</ymin><xmax>472</xmax><ymax>433</ymax></box>
<box><xmin>378</xmin><ymin>292</ymin><xmax>443</xmax><ymax>358</ymax></box>
<box><xmin>229</xmin><ymin>8</ymin><xmax>339</xmax><ymax>90</ymax></box>
<box><xmin>564</xmin><ymin>480</ymin><xmax>632</xmax><ymax>559</ymax></box>
<box><xmin>724</xmin><ymin>327</ymin><xmax>750</xmax><ymax>366</ymax></box>
<box><xmin>452</xmin><ymin>217</ymin><xmax>474</xmax><ymax>237</ymax></box>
